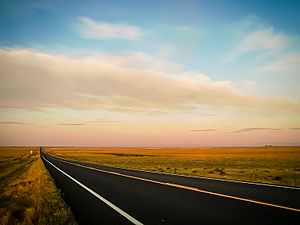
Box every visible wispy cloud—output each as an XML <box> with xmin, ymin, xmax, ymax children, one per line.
<box><xmin>97</xmin><ymin>52</ymin><xmax>183</xmax><ymax>72</ymax></box>
<box><xmin>259</xmin><ymin>53</ymin><xmax>300</xmax><ymax>76</ymax></box>
<box><xmin>233</xmin><ymin>128</ymin><xmax>282</xmax><ymax>133</ymax></box>
<box><xmin>0</xmin><ymin>121</ymin><xmax>32</xmax><ymax>125</ymax></box>
<box><xmin>88</xmin><ymin>119</ymin><xmax>120</xmax><ymax>123</ymax></box>
<box><xmin>77</xmin><ymin>17</ymin><xmax>143</xmax><ymax>40</ymax></box>
<box><xmin>226</xmin><ymin>24</ymin><xmax>289</xmax><ymax>62</ymax></box>
<box><xmin>147</xmin><ymin>110</ymin><xmax>169</xmax><ymax>116</ymax></box>
<box><xmin>57</xmin><ymin>120</ymin><xmax>120</xmax><ymax>126</ymax></box>
<box><xmin>198</xmin><ymin>113</ymin><xmax>215</xmax><ymax>117</ymax></box>
<box><xmin>188</xmin><ymin>129</ymin><xmax>216</xmax><ymax>132</ymax></box>
<box><xmin>57</xmin><ymin>123</ymin><xmax>86</xmax><ymax>126</ymax></box>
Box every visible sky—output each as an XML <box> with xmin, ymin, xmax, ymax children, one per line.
<box><xmin>0</xmin><ymin>0</ymin><xmax>300</xmax><ymax>146</ymax></box>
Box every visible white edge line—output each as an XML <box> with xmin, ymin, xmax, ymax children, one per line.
<box><xmin>41</xmin><ymin>155</ymin><xmax>143</xmax><ymax>225</ymax></box>
<box><xmin>48</xmin><ymin>153</ymin><xmax>300</xmax><ymax>191</ymax></box>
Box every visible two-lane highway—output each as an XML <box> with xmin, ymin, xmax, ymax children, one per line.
<box><xmin>41</xmin><ymin>150</ymin><xmax>300</xmax><ymax>225</ymax></box>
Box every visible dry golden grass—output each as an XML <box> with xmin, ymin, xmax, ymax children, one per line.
<box><xmin>0</xmin><ymin>147</ymin><xmax>76</xmax><ymax>225</ymax></box>
<box><xmin>46</xmin><ymin>146</ymin><xmax>300</xmax><ymax>187</ymax></box>
<box><xmin>0</xmin><ymin>147</ymin><xmax>37</xmax><ymax>190</ymax></box>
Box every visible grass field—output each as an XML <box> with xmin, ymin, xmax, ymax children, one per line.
<box><xmin>46</xmin><ymin>146</ymin><xmax>300</xmax><ymax>187</ymax></box>
<box><xmin>0</xmin><ymin>147</ymin><xmax>76</xmax><ymax>225</ymax></box>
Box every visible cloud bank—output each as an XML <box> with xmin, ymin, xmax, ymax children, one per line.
<box><xmin>0</xmin><ymin>48</ymin><xmax>299</xmax><ymax>116</ymax></box>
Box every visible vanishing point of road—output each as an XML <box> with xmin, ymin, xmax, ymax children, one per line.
<box><xmin>41</xmin><ymin>149</ymin><xmax>300</xmax><ymax>225</ymax></box>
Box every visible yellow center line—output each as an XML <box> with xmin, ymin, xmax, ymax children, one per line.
<box><xmin>46</xmin><ymin>154</ymin><xmax>300</xmax><ymax>213</ymax></box>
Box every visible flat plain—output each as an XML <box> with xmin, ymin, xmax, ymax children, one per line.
<box><xmin>46</xmin><ymin>146</ymin><xmax>300</xmax><ymax>187</ymax></box>
<box><xmin>0</xmin><ymin>147</ymin><xmax>76</xmax><ymax>225</ymax></box>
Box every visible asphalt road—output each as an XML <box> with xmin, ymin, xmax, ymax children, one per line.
<box><xmin>41</xmin><ymin>150</ymin><xmax>300</xmax><ymax>225</ymax></box>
